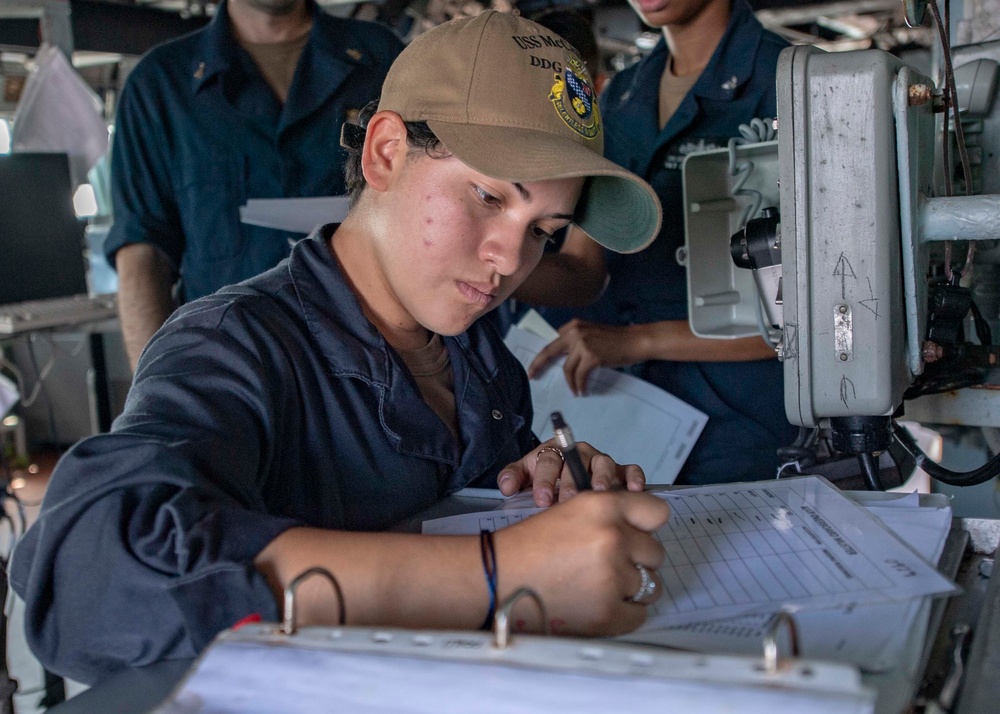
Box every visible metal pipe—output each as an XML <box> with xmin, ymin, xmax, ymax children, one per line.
<box><xmin>919</xmin><ymin>194</ymin><xmax>1000</xmax><ymax>242</ymax></box>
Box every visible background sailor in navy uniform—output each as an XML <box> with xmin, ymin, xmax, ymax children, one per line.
<box><xmin>105</xmin><ymin>0</ymin><xmax>401</xmax><ymax>370</ymax></box>
<box><xmin>519</xmin><ymin>0</ymin><xmax>798</xmax><ymax>484</ymax></box>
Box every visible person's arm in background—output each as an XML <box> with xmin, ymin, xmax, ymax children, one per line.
<box><xmin>516</xmin><ymin>223</ymin><xmax>775</xmax><ymax>394</ymax></box>
<box><xmin>104</xmin><ymin>64</ymin><xmax>184</xmax><ymax>371</ymax></box>
<box><xmin>518</xmin><ymin>206</ymin><xmax>773</xmax><ymax>394</ymax></box>
<box><xmin>116</xmin><ymin>243</ymin><xmax>175</xmax><ymax>370</ymax></box>
<box><xmin>530</xmin><ymin>318</ymin><xmax>777</xmax><ymax>395</ymax></box>
<box><xmin>513</xmin><ymin>226</ymin><xmax>608</xmax><ymax>307</ymax></box>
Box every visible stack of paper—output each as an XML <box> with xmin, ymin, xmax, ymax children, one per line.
<box><xmin>422</xmin><ymin>476</ymin><xmax>956</xmax><ymax>674</ymax></box>
<box><xmin>619</xmin><ymin>489</ymin><xmax>952</xmax><ymax>673</ymax></box>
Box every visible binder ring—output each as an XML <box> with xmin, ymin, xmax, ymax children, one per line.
<box><xmin>493</xmin><ymin>587</ymin><xmax>550</xmax><ymax>649</ymax></box>
<box><xmin>282</xmin><ymin>567</ymin><xmax>347</xmax><ymax>635</ymax></box>
<box><xmin>762</xmin><ymin>611</ymin><xmax>800</xmax><ymax>674</ymax></box>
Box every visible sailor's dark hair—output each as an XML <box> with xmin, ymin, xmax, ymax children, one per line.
<box><xmin>343</xmin><ymin>101</ymin><xmax>447</xmax><ymax>208</ymax></box>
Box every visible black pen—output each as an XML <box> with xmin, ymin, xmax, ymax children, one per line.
<box><xmin>550</xmin><ymin>411</ymin><xmax>591</xmax><ymax>491</ymax></box>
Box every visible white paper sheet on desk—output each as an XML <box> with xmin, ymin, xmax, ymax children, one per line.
<box><xmin>239</xmin><ymin>196</ymin><xmax>349</xmax><ymax>234</ymax></box>
<box><xmin>621</xmin><ymin>493</ymin><xmax>953</xmax><ymax>672</ymax></box>
<box><xmin>503</xmin><ymin>325</ymin><xmax>707</xmax><ymax>484</ymax></box>
<box><xmin>422</xmin><ymin>477</ymin><xmax>957</xmax><ymax>642</ymax></box>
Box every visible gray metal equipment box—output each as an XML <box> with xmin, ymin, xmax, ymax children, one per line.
<box><xmin>777</xmin><ymin>45</ymin><xmax>935</xmax><ymax>428</ymax></box>
<box><xmin>681</xmin><ymin>46</ymin><xmax>938</xmax><ymax>430</ymax></box>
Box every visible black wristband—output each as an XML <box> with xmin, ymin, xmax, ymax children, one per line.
<box><xmin>479</xmin><ymin>529</ymin><xmax>498</xmax><ymax>631</ymax></box>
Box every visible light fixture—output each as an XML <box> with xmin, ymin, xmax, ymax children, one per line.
<box><xmin>73</xmin><ymin>182</ymin><xmax>99</xmax><ymax>218</ymax></box>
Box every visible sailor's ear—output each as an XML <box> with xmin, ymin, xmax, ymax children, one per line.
<box><xmin>360</xmin><ymin>110</ymin><xmax>409</xmax><ymax>193</ymax></box>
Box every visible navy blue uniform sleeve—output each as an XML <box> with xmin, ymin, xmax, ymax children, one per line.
<box><xmin>104</xmin><ymin>57</ymin><xmax>184</xmax><ymax>272</ymax></box>
<box><xmin>9</xmin><ymin>303</ymin><xmax>301</xmax><ymax>684</ymax></box>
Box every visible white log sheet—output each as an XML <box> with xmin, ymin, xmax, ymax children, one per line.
<box><xmin>422</xmin><ymin>476</ymin><xmax>958</xmax><ymax>630</ymax></box>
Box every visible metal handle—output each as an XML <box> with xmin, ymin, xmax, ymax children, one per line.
<box><xmin>282</xmin><ymin>567</ymin><xmax>346</xmax><ymax>635</ymax></box>
<box><xmin>936</xmin><ymin>623</ymin><xmax>971</xmax><ymax>710</ymax></box>
<box><xmin>493</xmin><ymin>587</ymin><xmax>549</xmax><ymax>649</ymax></box>
<box><xmin>762</xmin><ymin>611</ymin><xmax>800</xmax><ymax>674</ymax></box>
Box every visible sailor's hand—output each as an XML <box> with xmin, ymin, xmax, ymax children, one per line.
<box><xmin>497</xmin><ymin>441</ymin><xmax>645</xmax><ymax>506</ymax></box>
<box><xmin>527</xmin><ymin>319</ymin><xmax>644</xmax><ymax>396</ymax></box>
<box><xmin>495</xmin><ymin>490</ymin><xmax>669</xmax><ymax>635</ymax></box>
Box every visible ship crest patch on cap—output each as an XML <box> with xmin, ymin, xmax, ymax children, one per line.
<box><xmin>548</xmin><ymin>56</ymin><xmax>600</xmax><ymax>140</ymax></box>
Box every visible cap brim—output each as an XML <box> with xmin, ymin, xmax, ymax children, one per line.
<box><xmin>426</xmin><ymin>121</ymin><xmax>662</xmax><ymax>254</ymax></box>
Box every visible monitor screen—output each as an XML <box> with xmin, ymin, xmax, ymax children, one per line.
<box><xmin>0</xmin><ymin>152</ymin><xmax>88</xmax><ymax>304</ymax></box>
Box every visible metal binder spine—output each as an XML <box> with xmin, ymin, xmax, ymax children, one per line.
<box><xmin>261</xmin><ymin>584</ymin><xmax>867</xmax><ymax>700</ymax></box>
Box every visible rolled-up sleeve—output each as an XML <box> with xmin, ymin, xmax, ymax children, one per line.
<box><xmin>103</xmin><ymin>61</ymin><xmax>184</xmax><ymax>272</ymax></box>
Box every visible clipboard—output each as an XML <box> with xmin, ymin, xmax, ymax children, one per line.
<box><xmin>155</xmin><ymin>570</ymin><xmax>875</xmax><ymax>714</ymax></box>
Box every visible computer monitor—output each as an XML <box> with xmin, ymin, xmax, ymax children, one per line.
<box><xmin>0</xmin><ymin>152</ymin><xmax>88</xmax><ymax>305</ymax></box>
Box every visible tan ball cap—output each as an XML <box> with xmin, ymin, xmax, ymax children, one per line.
<box><xmin>377</xmin><ymin>10</ymin><xmax>661</xmax><ymax>253</ymax></box>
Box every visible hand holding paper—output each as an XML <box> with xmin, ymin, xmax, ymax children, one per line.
<box><xmin>504</xmin><ymin>314</ymin><xmax>707</xmax><ymax>485</ymax></box>
<box><xmin>528</xmin><ymin>319</ymin><xmax>645</xmax><ymax>396</ymax></box>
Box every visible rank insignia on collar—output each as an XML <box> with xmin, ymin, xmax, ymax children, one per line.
<box><xmin>194</xmin><ymin>62</ymin><xmax>205</xmax><ymax>80</ymax></box>
<box><xmin>346</xmin><ymin>48</ymin><xmax>362</xmax><ymax>61</ymax></box>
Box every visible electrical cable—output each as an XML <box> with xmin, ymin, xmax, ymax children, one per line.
<box><xmin>941</xmin><ymin>3</ymin><xmax>973</xmax><ymax>197</ymax></box>
<box><xmin>929</xmin><ymin>0</ymin><xmax>975</xmax><ymax>281</ymax></box>
<box><xmin>729</xmin><ymin>117</ymin><xmax>780</xmax><ymax>347</ymax></box>
<box><xmin>974</xmin><ymin>24</ymin><xmax>1000</xmax><ymax>44</ymax></box>
<box><xmin>932</xmin><ymin>0</ymin><xmax>973</xmax><ymax>194</ymax></box>
<box><xmin>26</xmin><ymin>336</ymin><xmax>62</xmax><ymax>448</ymax></box>
<box><xmin>0</xmin><ymin>437</ymin><xmax>26</xmax><ymax>563</ymax></box>
<box><xmin>728</xmin><ymin>138</ymin><xmax>763</xmax><ymax>229</ymax></box>
<box><xmin>857</xmin><ymin>451</ymin><xmax>886</xmax><ymax>491</ymax></box>
<box><xmin>727</xmin><ymin>117</ymin><xmax>775</xmax><ymax>231</ymax></box>
<box><xmin>738</xmin><ymin>117</ymin><xmax>776</xmax><ymax>144</ymax></box>
<box><xmin>3</xmin><ymin>334</ymin><xmax>86</xmax><ymax>410</ymax></box>
<box><xmin>891</xmin><ymin>419</ymin><xmax>1000</xmax><ymax>487</ymax></box>
<box><xmin>969</xmin><ymin>299</ymin><xmax>993</xmax><ymax>345</ymax></box>
<box><xmin>753</xmin><ymin>287</ymin><xmax>781</xmax><ymax>349</ymax></box>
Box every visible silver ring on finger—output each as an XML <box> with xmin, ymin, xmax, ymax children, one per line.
<box><xmin>630</xmin><ymin>563</ymin><xmax>657</xmax><ymax>604</ymax></box>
